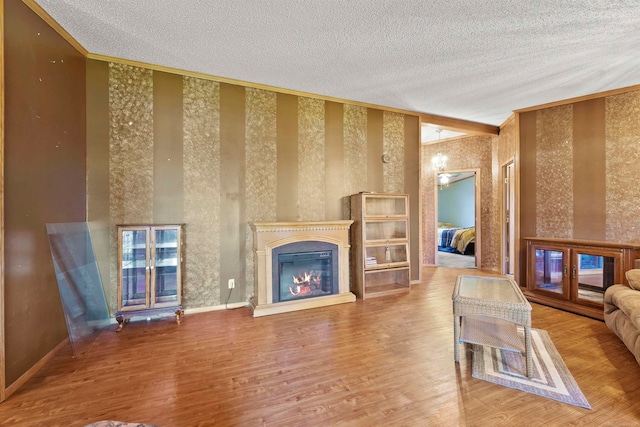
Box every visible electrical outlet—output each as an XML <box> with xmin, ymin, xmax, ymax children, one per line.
<box><xmin>228</xmin><ymin>278</ymin><xmax>235</xmax><ymax>289</ymax></box>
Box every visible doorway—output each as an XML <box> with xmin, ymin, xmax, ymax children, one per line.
<box><xmin>435</xmin><ymin>170</ymin><xmax>479</xmax><ymax>268</ymax></box>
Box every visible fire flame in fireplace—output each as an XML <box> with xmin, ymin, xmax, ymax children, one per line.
<box><xmin>289</xmin><ymin>271</ymin><xmax>321</xmax><ymax>296</ymax></box>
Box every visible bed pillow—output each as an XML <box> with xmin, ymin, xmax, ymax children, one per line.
<box><xmin>438</xmin><ymin>222</ymin><xmax>457</xmax><ymax>228</ymax></box>
<box><xmin>625</xmin><ymin>269</ymin><xmax>640</xmax><ymax>290</ymax></box>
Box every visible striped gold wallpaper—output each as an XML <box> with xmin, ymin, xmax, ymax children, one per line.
<box><xmin>182</xmin><ymin>76</ymin><xmax>220</xmax><ymax>306</ymax></box>
<box><xmin>87</xmin><ymin>61</ymin><xmax>420</xmax><ymax>312</ymax></box>
<box><xmin>518</xmin><ymin>88</ymin><xmax>640</xmax><ymax>285</ymax></box>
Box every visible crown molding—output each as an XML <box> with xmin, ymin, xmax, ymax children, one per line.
<box><xmin>515</xmin><ymin>83</ymin><xmax>640</xmax><ymax>113</ymax></box>
<box><xmin>23</xmin><ymin>0</ymin><xmax>499</xmax><ymax>136</ymax></box>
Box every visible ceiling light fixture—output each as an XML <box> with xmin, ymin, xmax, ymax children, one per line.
<box><xmin>431</xmin><ymin>129</ymin><xmax>447</xmax><ymax>172</ymax></box>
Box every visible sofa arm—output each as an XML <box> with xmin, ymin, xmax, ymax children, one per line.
<box><xmin>605</xmin><ymin>284</ymin><xmax>640</xmax><ymax>329</ymax></box>
<box><xmin>605</xmin><ymin>284</ymin><xmax>625</xmax><ymax>315</ymax></box>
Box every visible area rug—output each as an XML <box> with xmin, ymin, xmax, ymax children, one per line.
<box><xmin>471</xmin><ymin>327</ymin><xmax>591</xmax><ymax>409</ymax></box>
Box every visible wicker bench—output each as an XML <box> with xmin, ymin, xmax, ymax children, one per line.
<box><xmin>452</xmin><ymin>275</ymin><xmax>533</xmax><ymax>378</ymax></box>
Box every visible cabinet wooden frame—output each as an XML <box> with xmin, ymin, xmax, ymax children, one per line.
<box><xmin>569</xmin><ymin>246</ymin><xmax>623</xmax><ymax>309</ymax></box>
<box><xmin>525</xmin><ymin>241</ymin><xmax>570</xmax><ymax>301</ymax></box>
<box><xmin>116</xmin><ymin>224</ymin><xmax>185</xmax><ymax>331</ymax></box>
<box><xmin>524</xmin><ymin>237</ymin><xmax>640</xmax><ymax>320</ymax></box>
<box><xmin>351</xmin><ymin>193</ymin><xmax>411</xmax><ymax>299</ymax></box>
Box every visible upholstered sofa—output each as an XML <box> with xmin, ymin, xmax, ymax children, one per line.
<box><xmin>604</xmin><ymin>269</ymin><xmax>640</xmax><ymax>364</ymax></box>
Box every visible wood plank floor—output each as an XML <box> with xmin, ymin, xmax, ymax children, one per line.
<box><xmin>1</xmin><ymin>267</ymin><xmax>640</xmax><ymax>426</ymax></box>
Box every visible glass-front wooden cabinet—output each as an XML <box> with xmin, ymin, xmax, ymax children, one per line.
<box><xmin>116</xmin><ymin>224</ymin><xmax>184</xmax><ymax>331</ymax></box>
<box><xmin>351</xmin><ymin>193</ymin><xmax>410</xmax><ymax>299</ymax></box>
<box><xmin>525</xmin><ymin>237</ymin><xmax>640</xmax><ymax>320</ymax></box>
<box><xmin>530</xmin><ymin>243</ymin><xmax>570</xmax><ymax>299</ymax></box>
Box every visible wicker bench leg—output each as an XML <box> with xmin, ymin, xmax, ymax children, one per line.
<box><xmin>454</xmin><ymin>315</ymin><xmax>460</xmax><ymax>362</ymax></box>
<box><xmin>524</xmin><ymin>326</ymin><xmax>533</xmax><ymax>378</ymax></box>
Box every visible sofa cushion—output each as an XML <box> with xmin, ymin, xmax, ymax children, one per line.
<box><xmin>606</xmin><ymin>284</ymin><xmax>640</xmax><ymax>330</ymax></box>
<box><xmin>625</xmin><ymin>269</ymin><xmax>640</xmax><ymax>290</ymax></box>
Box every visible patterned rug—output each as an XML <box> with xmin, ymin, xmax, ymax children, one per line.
<box><xmin>471</xmin><ymin>327</ymin><xmax>591</xmax><ymax>409</ymax></box>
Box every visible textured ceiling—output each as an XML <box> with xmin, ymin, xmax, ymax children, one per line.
<box><xmin>33</xmin><ymin>0</ymin><xmax>640</xmax><ymax>129</ymax></box>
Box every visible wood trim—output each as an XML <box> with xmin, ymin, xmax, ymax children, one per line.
<box><xmin>4</xmin><ymin>338</ymin><xmax>70</xmax><ymax>401</ymax></box>
<box><xmin>24</xmin><ymin>0</ymin><xmax>496</xmax><ymax>134</ymax></box>
<box><xmin>499</xmin><ymin>157</ymin><xmax>515</xmax><ymax>276</ymax></box>
<box><xmin>513</xmin><ymin>114</ymin><xmax>521</xmax><ymax>286</ymax></box>
<box><xmin>0</xmin><ymin>0</ymin><xmax>5</xmax><ymax>403</ymax></box>
<box><xmin>499</xmin><ymin>112</ymin><xmax>516</xmax><ymax>130</ymax></box>
<box><xmin>420</xmin><ymin>114</ymin><xmax>499</xmax><ymax>136</ymax></box>
<box><xmin>523</xmin><ymin>236</ymin><xmax>640</xmax><ymax>250</ymax></box>
<box><xmin>523</xmin><ymin>291</ymin><xmax>604</xmax><ymax>321</ymax></box>
<box><xmin>515</xmin><ymin>83</ymin><xmax>640</xmax><ymax>114</ymax></box>
<box><xmin>474</xmin><ymin>169</ymin><xmax>482</xmax><ymax>269</ymax></box>
<box><xmin>21</xmin><ymin>0</ymin><xmax>88</xmax><ymax>56</ymax></box>
<box><xmin>433</xmin><ymin>168</ymin><xmax>481</xmax><ymax>269</ymax></box>
<box><xmin>21</xmin><ymin>0</ymin><xmax>502</xmax><ymax>136</ymax></box>
<box><xmin>414</xmin><ymin>115</ymin><xmax>424</xmax><ymax>279</ymax></box>
<box><xmin>404</xmin><ymin>115</ymin><xmax>421</xmax><ymax>282</ymax></box>
<box><xmin>19</xmin><ymin>0</ymin><xmax>638</xmax><ymax>138</ymax></box>
<box><xmin>88</xmin><ymin>53</ymin><xmax>500</xmax><ymax>135</ymax></box>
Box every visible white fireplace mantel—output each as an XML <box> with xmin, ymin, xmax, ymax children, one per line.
<box><xmin>249</xmin><ymin>220</ymin><xmax>355</xmax><ymax>317</ymax></box>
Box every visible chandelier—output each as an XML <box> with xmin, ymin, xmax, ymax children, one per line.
<box><xmin>431</xmin><ymin>152</ymin><xmax>447</xmax><ymax>171</ymax></box>
<box><xmin>431</xmin><ymin>129</ymin><xmax>447</xmax><ymax>171</ymax></box>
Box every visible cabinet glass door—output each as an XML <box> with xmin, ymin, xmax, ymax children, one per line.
<box><xmin>365</xmin><ymin>243</ymin><xmax>408</xmax><ymax>268</ymax></box>
<box><xmin>572</xmin><ymin>250</ymin><xmax>619</xmax><ymax>306</ymax></box>
<box><xmin>531</xmin><ymin>246</ymin><xmax>568</xmax><ymax>298</ymax></box>
<box><xmin>121</xmin><ymin>229</ymin><xmax>149</xmax><ymax>308</ymax></box>
<box><xmin>364</xmin><ymin>196</ymin><xmax>407</xmax><ymax>217</ymax></box>
<box><xmin>153</xmin><ymin>228</ymin><xmax>179</xmax><ymax>305</ymax></box>
<box><xmin>364</xmin><ymin>220</ymin><xmax>407</xmax><ymax>241</ymax></box>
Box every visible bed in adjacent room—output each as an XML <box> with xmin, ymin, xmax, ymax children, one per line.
<box><xmin>437</xmin><ymin>222</ymin><xmax>475</xmax><ymax>255</ymax></box>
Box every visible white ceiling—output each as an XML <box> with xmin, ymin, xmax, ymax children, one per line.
<box><xmin>33</xmin><ymin>0</ymin><xmax>640</xmax><ymax>130</ymax></box>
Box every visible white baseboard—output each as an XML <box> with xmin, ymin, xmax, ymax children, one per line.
<box><xmin>184</xmin><ymin>301</ymin><xmax>249</xmax><ymax>314</ymax></box>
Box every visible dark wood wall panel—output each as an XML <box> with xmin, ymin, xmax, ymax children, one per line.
<box><xmin>404</xmin><ymin>115</ymin><xmax>420</xmax><ymax>280</ymax></box>
<box><xmin>4</xmin><ymin>0</ymin><xmax>86</xmax><ymax>386</ymax></box>
<box><xmin>518</xmin><ymin>111</ymin><xmax>537</xmax><ymax>285</ymax></box>
<box><xmin>367</xmin><ymin>109</ymin><xmax>384</xmax><ymax>192</ymax></box>
<box><xmin>219</xmin><ymin>83</ymin><xmax>247</xmax><ymax>298</ymax></box>
<box><xmin>573</xmin><ymin>99</ymin><xmax>606</xmax><ymax>240</ymax></box>
<box><xmin>325</xmin><ymin>101</ymin><xmax>345</xmax><ymax>220</ymax></box>
<box><xmin>153</xmin><ymin>72</ymin><xmax>185</xmax><ymax>223</ymax></box>
<box><xmin>86</xmin><ymin>59</ymin><xmax>111</xmax><ymax>300</ymax></box>
<box><xmin>276</xmin><ymin>93</ymin><xmax>299</xmax><ymax>221</ymax></box>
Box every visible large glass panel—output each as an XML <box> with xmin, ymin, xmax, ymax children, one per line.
<box><xmin>576</xmin><ymin>253</ymin><xmax>614</xmax><ymax>304</ymax></box>
<box><xmin>46</xmin><ymin>222</ymin><xmax>110</xmax><ymax>357</ymax></box>
<box><xmin>154</xmin><ymin>228</ymin><xmax>179</xmax><ymax>304</ymax></box>
<box><xmin>121</xmin><ymin>229</ymin><xmax>148</xmax><ymax>307</ymax></box>
<box><xmin>533</xmin><ymin>248</ymin><xmax>564</xmax><ymax>294</ymax></box>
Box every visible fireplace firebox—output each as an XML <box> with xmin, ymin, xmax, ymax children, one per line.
<box><xmin>250</xmin><ymin>221</ymin><xmax>355</xmax><ymax>317</ymax></box>
<box><xmin>273</xmin><ymin>242</ymin><xmax>339</xmax><ymax>303</ymax></box>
